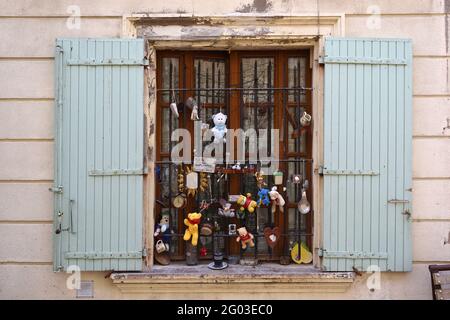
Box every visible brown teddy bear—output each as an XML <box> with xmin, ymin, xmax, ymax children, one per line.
<box><xmin>183</xmin><ymin>212</ymin><xmax>201</xmax><ymax>246</ymax></box>
<box><xmin>236</xmin><ymin>226</ymin><xmax>255</xmax><ymax>250</ymax></box>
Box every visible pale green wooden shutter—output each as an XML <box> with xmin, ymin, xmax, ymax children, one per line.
<box><xmin>322</xmin><ymin>38</ymin><xmax>413</xmax><ymax>272</ymax></box>
<box><xmin>53</xmin><ymin>39</ymin><xmax>146</xmax><ymax>271</ymax></box>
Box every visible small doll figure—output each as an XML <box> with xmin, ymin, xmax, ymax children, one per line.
<box><xmin>211</xmin><ymin>112</ymin><xmax>228</xmax><ymax>143</ymax></box>
<box><xmin>269</xmin><ymin>186</ymin><xmax>285</xmax><ymax>213</ymax></box>
<box><xmin>154</xmin><ymin>212</ymin><xmax>171</xmax><ymax>252</ymax></box>
<box><xmin>257</xmin><ymin>188</ymin><xmax>271</xmax><ymax>206</ymax></box>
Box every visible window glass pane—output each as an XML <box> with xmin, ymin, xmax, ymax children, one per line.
<box><xmin>159</xmin><ymin>158</ymin><xmax>178</xmax><ymax>199</ymax></box>
<box><xmin>194</xmin><ymin>58</ymin><xmax>226</xmax><ymax>105</ymax></box>
<box><xmin>161</xmin><ymin>108</ymin><xmax>179</xmax><ymax>153</ymax></box>
<box><xmin>287</xmin><ymin>57</ymin><xmax>306</xmax><ymax>103</ymax></box>
<box><xmin>287</xmin><ymin>106</ymin><xmax>306</xmax><ymax>153</ymax></box>
<box><xmin>241</xmin><ymin>58</ymin><xmax>274</xmax><ymax>103</ymax></box>
<box><xmin>161</xmin><ymin>57</ymin><xmax>179</xmax><ymax>103</ymax></box>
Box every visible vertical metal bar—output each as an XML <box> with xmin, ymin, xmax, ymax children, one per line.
<box><xmin>196</xmin><ymin>60</ymin><xmax>201</xmax><ymax>210</ymax></box>
<box><xmin>267</xmin><ymin>60</ymin><xmax>272</xmax><ymax>172</ymax></box>
<box><xmin>181</xmin><ymin>57</ymin><xmax>187</xmax><ymax>259</ymax></box>
<box><xmin>197</xmin><ymin>60</ymin><xmax>201</xmax><ymax>107</ymax></box>
<box><xmin>266</xmin><ymin>59</ymin><xmax>273</xmax><ymax>258</ymax></box>
<box><xmin>212</xmin><ymin>61</ymin><xmax>216</xmax><ymax>109</ymax></box>
<box><xmin>205</xmin><ymin>66</ymin><xmax>209</xmax><ymax>110</ymax></box>
<box><xmin>282</xmin><ymin>60</ymin><xmax>289</xmax><ymax>258</ymax></box>
<box><xmin>168</xmin><ymin>60</ymin><xmax>173</xmax><ymax>241</ymax></box>
<box><xmin>253</xmin><ymin>60</ymin><xmax>259</xmax><ymax>260</ymax></box>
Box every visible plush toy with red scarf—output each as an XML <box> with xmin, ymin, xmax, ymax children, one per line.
<box><xmin>237</xmin><ymin>193</ymin><xmax>258</xmax><ymax>214</ymax></box>
<box><xmin>183</xmin><ymin>212</ymin><xmax>202</xmax><ymax>246</ymax></box>
<box><xmin>236</xmin><ymin>226</ymin><xmax>255</xmax><ymax>250</ymax></box>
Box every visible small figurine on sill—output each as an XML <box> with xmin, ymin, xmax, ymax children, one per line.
<box><xmin>200</xmin><ymin>246</ymin><xmax>208</xmax><ymax>257</ymax></box>
<box><xmin>269</xmin><ymin>186</ymin><xmax>286</xmax><ymax>213</ymax></box>
<box><xmin>257</xmin><ymin>188</ymin><xmax>271</xmax><ymax>207</ymax></box>
<box><xmin>154</xmin><ymin>212</ymin><xmax>171</xmax><ymax>242</ymax></box>
<box><xmin>237</xmin><ymin>193</ymin><xmax>258</xmax><ymax>214</ymax></box>
<box><xmin>211</xmin><ymin>112</ymin><xmax>228</xmax><ymax>144</ymax></box>
<box><xmin>183</xmin><ymin>212</ymin><xmax>202</xmax><ymax>246</ymax></box>
<box><xmin>154</xmin><ymin>212</ymin><xmax>171</xmax><ymax>255</ymax></box>
<box><xmin>236</xmin><ymin>227</ymin><xmax>255</xmax><ymax>250</ymax></box>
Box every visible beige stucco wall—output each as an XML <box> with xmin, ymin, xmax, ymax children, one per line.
<box><xmin>0</xmin><ymin>0</ymin><xmax>449</xmax><ymax>299</ymax></box>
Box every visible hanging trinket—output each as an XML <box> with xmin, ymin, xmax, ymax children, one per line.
<box><xmin>263</xmin><ymin>226</ymin><xmax>281</xmax><ymax>249</ymax></box>
<box><xmin>200</xmin><ymin>220</ymin><xmax>213</xmax><ymax>236</ymax></box>
<box><xmin>211</xmin><ymin>112</ymin><xmax>228</xmax><ymax>144</ymax></box>
<box><xmin>291</xmin><ymin>242</ymin><xmax>313</xmax><ymax>264</ymax></box>
<box><xmin>228</xmin><ymin>224</ymin><xmax>237</xmax><ymax>235</ymax></box>
<box><xmin>298</xmin><ymin>189</ymin><xmax>311</xmax><ymax>214</ymax></box>
<box><xmin>300</xmin><ymin>111</ymin><xmax>312</xmax><ymax>127</ymax></box>
<box><xmin>186</xmin><ymin>97</ymin><xmax>199</xmax><ymax>121</ymax></box>
<box><xmin>185</xmin><ymin>166</ymin><xmax>198</xmax><ymax>198</ymax></box>
<box><xmin>269</xmin><ymin>186</ymin><xmax>285</xmax><ymax>213</ymax></box>
<box><xmin>183</xmin><ymin>212</ymin><xmax>201</xmax><ymax>246</ymax></box>
<box><xmin>237</xmin><ymin>193</ymin><xmax>258</xmax><ymax>214</ymax></box>
<box><xmin>291</xmin><ymin>174</ymin><xmax>302</xmax><ymax>184</ymax></box>
<box><xmin>169</xmin><ymin>90</ymin><xmax>179</xmax><ymax>118</ymax></box>
<box><xmin>257</xmin><ymin>188</ymin><xmax>271</xmax><ymax>207</ymax></box>
<box><xmin>273</xmin><ymin>171</ymin><xmax>284</xmax><ymax>185</ymax></box>
<box><xmin>218</xmin><ymin>199</ymin><xmax>235</xmax><ymax>218</ymax></box>
<box><xmin>199</xmin><ymin>172</ymin><xmax>209</xmax><ymax>193</ymax></box>
<box><xmin>255</xmin><ymin>171</ymin><xmax>267</xmax><ymax>189</ymax></box>
<box><xmin>200</xmin><ymin>246</ymin><xmax>208</xmax><ymax>257</ymax></box>
<box><xmin>172</xmin><ymin>165</ymin><xmax>187</xmax><ymax>208</ymax></box>
<box><xmin>236</xmin><ymin>227</ymin><xmax>255</xmax><ymax>250</ymax></box>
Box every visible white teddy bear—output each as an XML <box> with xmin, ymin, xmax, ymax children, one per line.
<box><xmin>211</xmin><ymin>112</ymin><xmax>228</xmax><ymax>144</ymax></box>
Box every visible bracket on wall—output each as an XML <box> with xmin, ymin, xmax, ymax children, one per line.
<box><xmin>49</xmin><ymin>185</ymin><xmax>63</xmax><ymax>193</ymax></box>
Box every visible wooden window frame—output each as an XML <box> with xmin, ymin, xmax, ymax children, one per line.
<box><xmin>155</xmin><ymin>49</ymin><xmax>313</xmax><ymax>263</ymax></box>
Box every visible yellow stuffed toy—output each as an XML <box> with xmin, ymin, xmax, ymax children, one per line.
<box><xmin>237</xmin><ymin>193</ymin><xmax>258</xmax><ymax>214</ymax></box>
<box><xmin>183</xmin><ymin>212</ymin><xmax>202</xmax><ymax>246</ymax></box>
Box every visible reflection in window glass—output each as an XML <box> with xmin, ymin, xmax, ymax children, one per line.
<box><xmin>288</xmin><ymin>57</ymin><xmax>307</xmax><ymax>103</ymax></box>
<box><xmin>194</xmin><ymin>58</ymin><xmax>226</xmax><ymax>105</ymax></box>
<box><xmin>161</xmin><ymin>108</ymin><xmax>179</xmax><ymax>153</ymax></box>
<box><xmin>241</xmin><ymin>58</ymin><xmax>274</xmax><ymax>103</ymax></box>
<box><xmin>161</xmin><ymin>58</ymin><xmax>179</xmax><ymax>103</ymax></box>
<box><xmin>287</xmin><ymin>106</ymin><xmax>306</xmax><ymax>154</ymax></box>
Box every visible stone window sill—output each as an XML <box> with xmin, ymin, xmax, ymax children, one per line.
<box><xmin>111</xmin><ymin>263</ymin><xmax>355</xmax><ymax>294</ymax></box>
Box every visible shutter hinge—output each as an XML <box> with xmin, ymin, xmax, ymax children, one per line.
<box><xmin>318</xmin><ymin>56</ymin><xmax>325</xmax><ymax>64</ymax></box>
<box><xmin>142</xmin><ymin>247</ymin><xmax>148</xmax><ymax>258</ymax></box>
<box><xmin>49</xmin><ymin>185</ymin><xmax>63</xmax><ymax>194</ymax></box>
<box><xmin>318</xmin><ymin>248</ymin><xmax>325</xmax><ymax>257</ymax></box>
<box><xmin>402</xmin><ymin>209</ymin><xmax>412</xmax><ymax>220</ymax></box>
<box><xmin>318</xmin><ymin>166</ymin><xmax>324</xmax><ymax>176</ymax></box>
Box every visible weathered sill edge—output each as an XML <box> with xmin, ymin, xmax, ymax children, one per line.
<box><xmin>111</xmin><ymin>271</ymin><xmax>355</xmax><ymax>284</ymax></box>
<box><xmin>110</xmin><ymin>271</ymin><xmax>355</xmax><ymax>294</ymax></box>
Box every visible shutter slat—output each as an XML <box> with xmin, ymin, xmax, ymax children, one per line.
<box><xmin>322</xmin><ymin>37</ymin><xmax>412</xmax><ymax>272</ymax></box>
<box><xmin>53</xmin><ymin>39</ymin><xmax>145</xmax><ymax>271</ymax></box>
<box><xmin>337</xmin><ymin>39</ymin><xmax>348</xmax><ymax>272</ymax></box>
